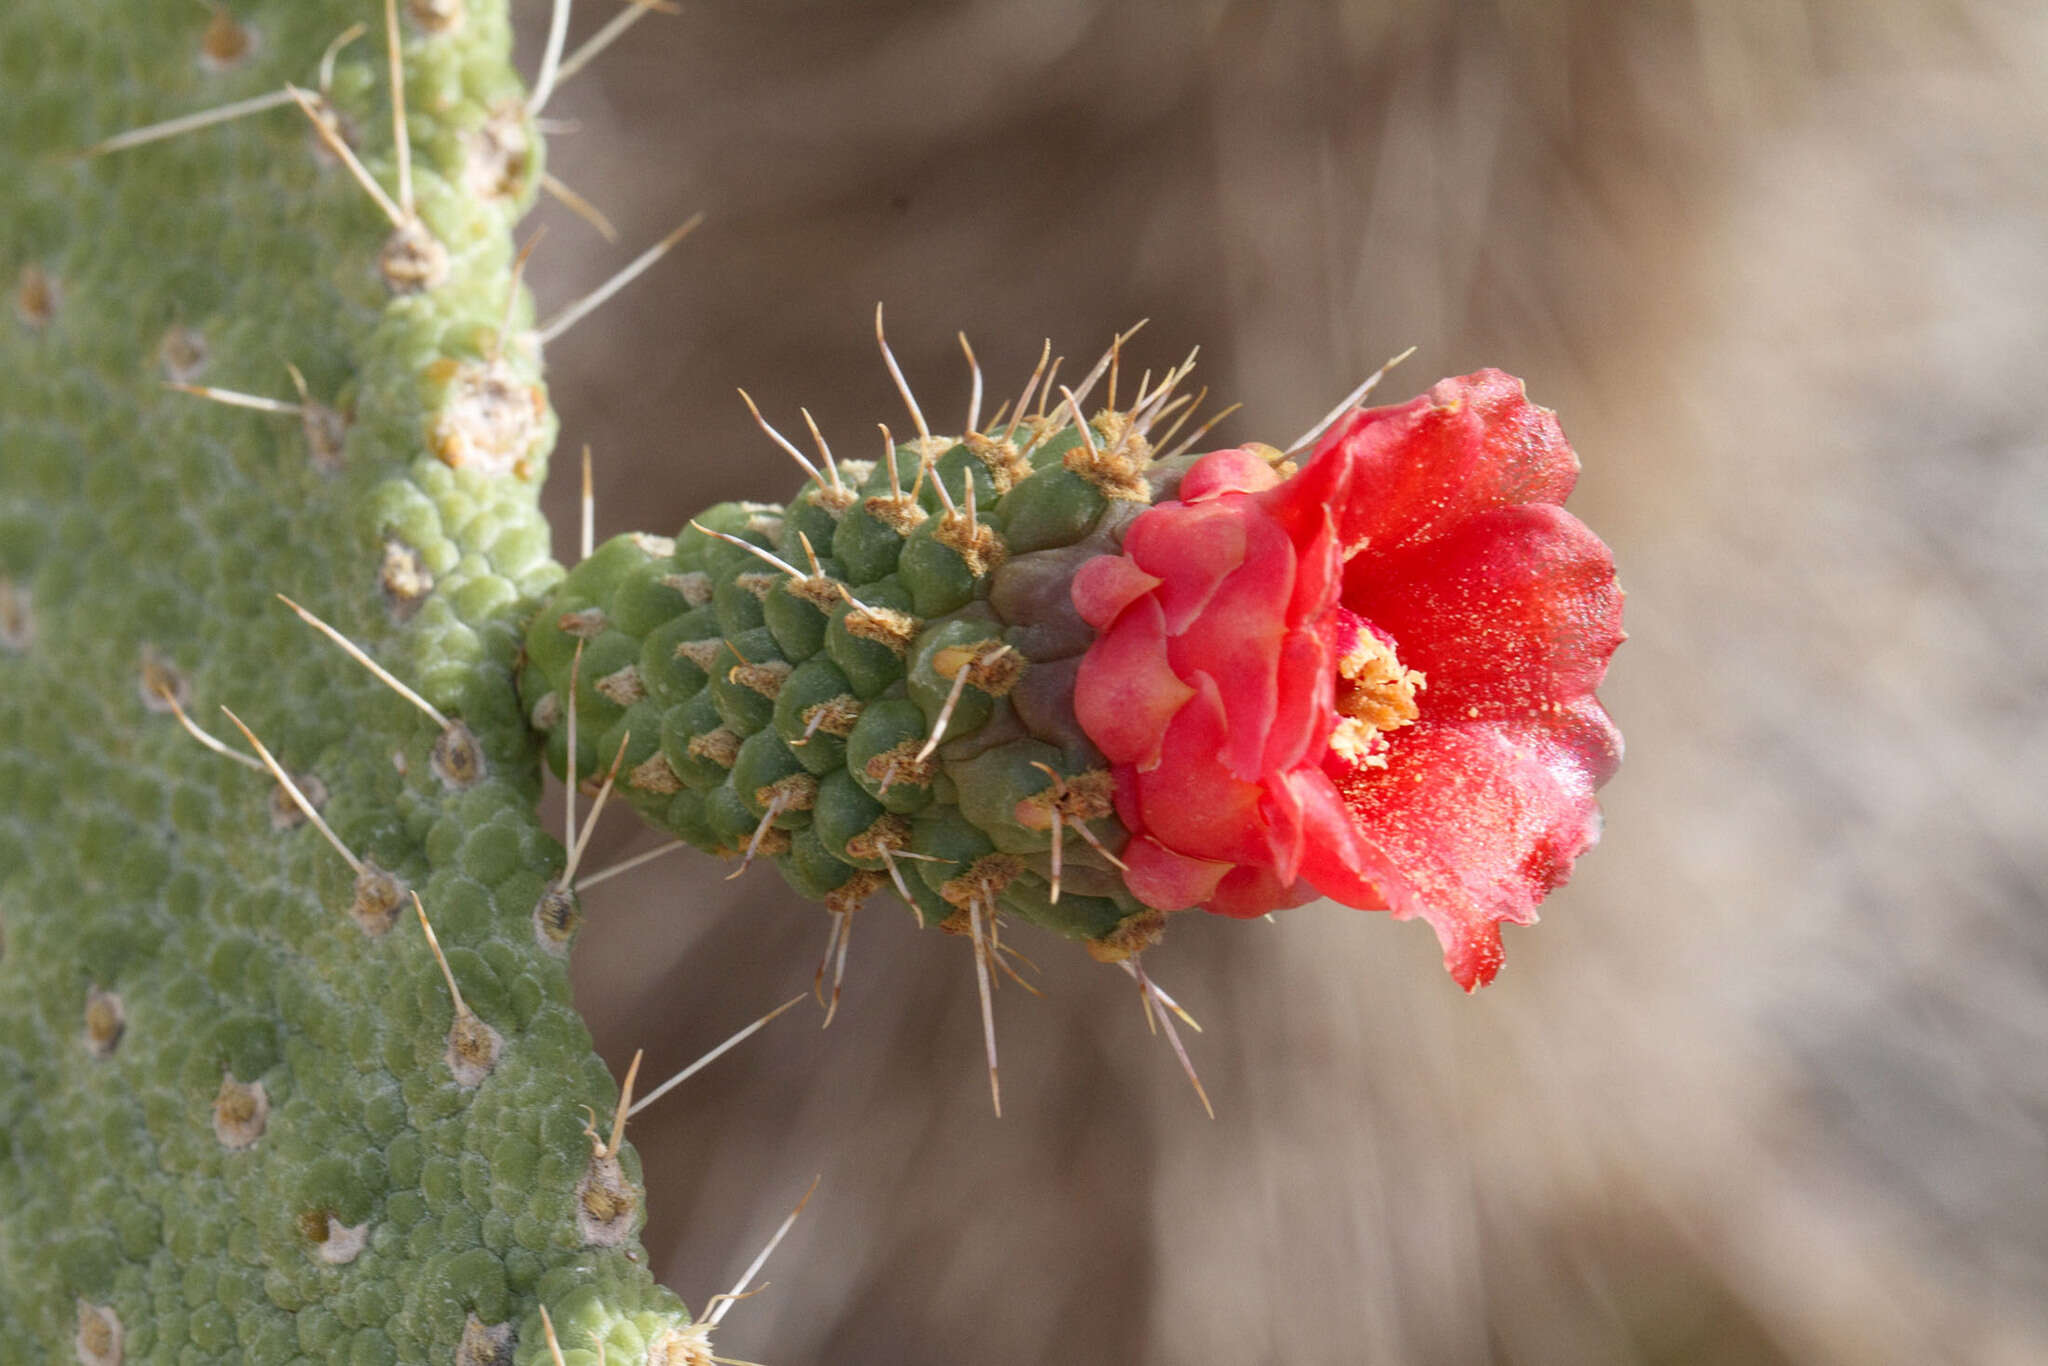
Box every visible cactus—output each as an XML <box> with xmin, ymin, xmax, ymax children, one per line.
<box><xmin>1</xmin><ymin>1</ymin><xmax>713</xmax><ymax>1360</ymax></box>
<box><xmin>3</xmin><ymin>1</ymin><xmax>1625</xmax><ymax>1360</ymax></box>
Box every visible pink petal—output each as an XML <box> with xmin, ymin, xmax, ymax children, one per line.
<box><xmin>1344</xmin><ymin>503</ymin><xmax>1624</xmax><ymax>718</ymax></box>
<box><xmin>1071</xmin><ymin>553</ymin><xmax>1163</xmax><ymax>630</ymax></box>
<box><xmin>1123</xmin><ymin>498</ymin><xmax>1250</xmax><ymax>635</ymax></box>
<box><xmin>1122</xmin><ymin>836</ymin><xmax>1231</xmax><ymax>910</ymax></box>
<box><xmin>1178</xmin><ymin>447</ymin><xmax>1283</xmax><ymax>502</ymax></box>
<box><xmin>1164</xmin><ymin>512</ymin><xmax>1297</xmax><ymax>781</ymax></box>
<box><xmin>1319</xmin><ymin>370</ymin><xmax>1580</xmax><ymax>557</ymax></box>
<box><xmin>1073</xmin><ymin>597</ymin><xmax>1194</xmax><ymax>768</ymax></box>
<box><xmin>1131</xmin><ymin>672</ymin><xmax>1268</xmax><ymax>865</ymax></box>
<box><xmin>1261</xmin><ymin>626</ymin><xmax>1334</xmax><ymax>782</ymax></box>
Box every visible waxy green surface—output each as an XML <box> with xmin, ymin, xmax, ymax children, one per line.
<box><xmin>1</xmin><ymin>3</ymin><xmax>691</xmax><ymax>1360</ymax></box>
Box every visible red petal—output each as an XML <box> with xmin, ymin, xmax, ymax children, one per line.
<box><xmin>1322</xmin><ymin>716</ymin><xmax>1610</xmax><ymax>990</ymax></box>
<box><xmin>1204</xmin><ymin>864</ymin><xmax>1317</xmax><ymax>919</ymax></box>
<box><xmin>1124</xmin><ymin>498</ymin><xmax>1250</xmax><ymax>635</ymax></box>
<box><xmin>1071</xmin><ymin>553</ymin><xmax>1163</xmax><ymax>630</ymax></box>
<box><xmin>1073</xmin><ymin>597</ymin><xmax>1194</xmax><ymax>768</ymax></box>
<box><xmin>1131</xmin><ymin>672</ymin><xmax>1269</xmax><ymax>865</ymax></box>
<box><xmin>1345</xmin><ymin>503</ymin><xmax>1624</xmax><ymax>719</ymax></box>
<box><xmin>1122</xmin><ymin>836</ymin><xmax>1231</xmax><ymax>910</ymax></box>
<box><xmin>1284</xmin><ymin>768</ymin><xmax>1398</xmax><ymax>912</ymax></box>
<box><xmin>1178</xmin><ymin>447</ymin><xmax>1283</xmax><ymax>502</ymax></box>
<box><xmin>1320</xmin><ymin>370</ymin><xmax>1580</xmax><ymax>556</ymax></box>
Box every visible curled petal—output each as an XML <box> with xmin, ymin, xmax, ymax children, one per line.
<box><xmin>1073</xmin><ymin>596</ymin><xmax>1194</xmax><ymax>768</ymax></box>
<box><xmin>1205</xmin><ymin>864</ymin><xmax>1316</xmax><ymax>919</ymax></box>
<box><xmin>1123</xmin><ymin>836</ymin><xmax>1231</xmax><ymax>910</ymax></box>
<box><xmin>1124</xmin><ymin>499</ymin><xmax>1249</xmax><ymax>635</ymax></box>
<box><xmin>1071</xmin><ymin>554</ymin><xmax>1162</xmax><ymax>630</ymax></box>
<box><xmin>1177</xmin><ymin>447</ymin><xmax>1283</xmax><ymax>502</ymax></box>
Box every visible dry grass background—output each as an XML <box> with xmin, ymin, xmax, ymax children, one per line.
<box><xmin>511</xmin><ymin>2</ymin><xmax>2048</xmax><ymax>1361</ymax></box>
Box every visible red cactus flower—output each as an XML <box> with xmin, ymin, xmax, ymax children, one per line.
<box><xmin>1071</xmin><ymin>370</ymin><xmax>1624</xmax><ymax>989</ymax></box>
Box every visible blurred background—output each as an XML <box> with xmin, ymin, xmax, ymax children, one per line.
<box><xmin>510</xmin><ymin>2</ymin><xmax>2048</xmax><ymax>1362</ymax></box>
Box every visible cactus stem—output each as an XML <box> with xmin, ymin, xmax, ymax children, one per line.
<box><xmin>380</xmin><ymin>0</ymin><xmax>414</xmax><ymax>216</ymax></box>
<box><xmin>285</xmin><ymin>83</ymin><xmax>406</xmax><ymax>229</ymax></box>
<box><xmin>76</xmin><ymin>85</ymin><xmax>298</xmax><ymax>158</ymax></box>
<box><xmin>153</xmin><ymin>682</ymin><xmax>265</xmax><ymax>773</ymax></box>
<box><xmin>275</xmin><ymin>593</ymin><xmax>453</xmax><ymax>731</ymax></box>
<box><xmin>563</xmin><ymin>732</ymin><xmax>632</xmax><ymax>883</ymax></box>
<box><xmin>1164</xmin><ymin>400</ymin><xmax>1243</xmax><ymax>460</ymax></box>
<box><xmin>553</xmin><ymin>0</ymin><xmax>679</xmax><ymax>93</ymax></box>
<box><xmin>1124</xmin><ymin>958</ymin><xmax>1214</xmax><ymax>1119</ymax></box>
<box><xmin>958</xmin><ymin>331</ymin><xmax>984</xmax><ymax>434</ymax></box>
<box><xmin>738</xmin><ymin>388</ymin><xmax>833</xmax><ymax>497</ymax></box>
<box><xmin>1284</xmin><ymin>344</ymin><xmax>1417</xmax><ymax>457</ymax></box>
<box><xmin>219</xmin><ymin>706</ymin><xmax>365</xmax><ymax>876</ymax></box>
<box><xmin>967</xmin><ymin>896</ymin><xmax>1002</xmax><ymax>1117</ymax></box>
<box><xmin>629</xmin><ymin>995</ymin><xmax>807</xmax><ymax>1119</ymax></box>
<box><xmin>525</xmin><ymin>0</ymin><xmax>574</xmax><ymax>115</ymax></box>
<box><xmin>576</xmin><ymin>837</ymin><xmax>687</xmax><ymax>892</ymax></box>
<box><xmin>540</xmin><ymin>170</ymin><xmax>620</xmax><ymax>241</ymax></box>
<box><xmin>917</xmin><ymin>644</ymin><xmax>1015</xmax><ymax>762</ymax></box>
<box><xmin>536</xmin><ymin>213</ymin><xmax>703</xmax><ymax>345</ymax></box>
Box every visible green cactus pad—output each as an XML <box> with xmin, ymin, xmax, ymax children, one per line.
<box><xmin>1</xmin><ymin>2</ymin><xmax>698</xmax><ymax>1359</ymax></box>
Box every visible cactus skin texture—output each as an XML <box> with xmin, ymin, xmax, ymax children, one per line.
<box><xmin>524</xmin><ymin>402</ymin><xmax>1219</xmax><ymax>958</ymax></box>
<box><xmin>1</xmin><ymin>2</ymin><xmax>696</xmax><ymax>1361</ymax></box>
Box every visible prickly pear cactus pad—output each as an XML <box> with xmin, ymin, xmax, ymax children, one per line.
<box><xmin>1</xmin><ymin>2</ymin><xmax>697</xmax><ymax>1360</ymax></box>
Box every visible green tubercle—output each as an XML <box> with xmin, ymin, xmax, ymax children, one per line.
<box><xmin>521</xmin><ymin>388</ymin><xmax>1213</xmax><ymax>960</ymax></box>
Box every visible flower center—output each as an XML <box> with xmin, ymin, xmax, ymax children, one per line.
<box><xmin>1328</xmin><ymin>611</ymin><xmax>1424</xmax><ymax>768</ymax></box>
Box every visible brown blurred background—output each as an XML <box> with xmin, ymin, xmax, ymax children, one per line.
<box><xmin>512</xmin><ymin>3</ymin><xmax>2048</xmax><ymax>1362</ymax></box>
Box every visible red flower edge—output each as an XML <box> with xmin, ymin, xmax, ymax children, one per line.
<box><xmin>1072</xmin><ymin>370</ymin><xmax>1624</xmax><ymax>989</ymax></box>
